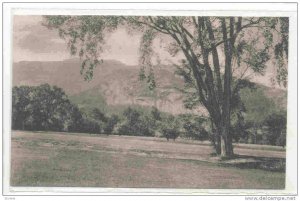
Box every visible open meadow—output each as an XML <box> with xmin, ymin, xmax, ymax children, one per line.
<box><xmin>11</xmin><ymin>130</ymin><xmax>286</xmax><ymax>189</ymax></box>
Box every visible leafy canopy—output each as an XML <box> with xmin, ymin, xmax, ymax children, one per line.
<box><xmin>43</xmin><ymin>16</ymin><xmax>288</xmax><ymax>88</ymax></box>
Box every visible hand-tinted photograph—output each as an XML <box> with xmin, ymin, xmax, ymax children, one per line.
<box><xmin>11</xmin><ymin>15</ymin><xmax>288</xmax><ymax>189</ymax></box>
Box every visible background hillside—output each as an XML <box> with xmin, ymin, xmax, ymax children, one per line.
<box><xmin>13</xmin><ymin>58</ymin><xmax>287</xmax><ymax>115</ymax></box>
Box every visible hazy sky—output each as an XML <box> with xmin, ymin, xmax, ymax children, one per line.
<box><xmin>13</xmin><ymin>15</ymin><xmax>175</xmax><ymax>65</ymax></box>
<box><xmin>14</xmin><ymin>16</ymin><xmax>69</xmax><ymax>62</ymax></box>
<box><xmin>13</xmin><ymin>15</ymin><xmax>284</xmax><ymax>88</ymax></box>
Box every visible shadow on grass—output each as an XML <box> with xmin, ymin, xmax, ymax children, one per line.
<box><xmin>219</xmin><ymin>154</ymin><xmax>286</xmax><ymax>173</ymax></box>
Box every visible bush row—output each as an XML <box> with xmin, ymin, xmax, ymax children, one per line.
<box><xmin>12</xmin><ymin>84</ymin><xmax>286</xmax><ymax>146</ymax></box>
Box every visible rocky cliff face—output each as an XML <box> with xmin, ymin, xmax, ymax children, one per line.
<box><xmin>13</xmin><ymin>59</ymin><xmax>207</xmax><ymax>114</ymax></box>
<box><xmin>13</xmin><ymin>58</ymin><xmax>286</xmax><ymax>115</ymax></box>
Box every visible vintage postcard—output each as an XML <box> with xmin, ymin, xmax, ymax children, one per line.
<box><xmin>2</xmin><ymin>2</ymin><xmax>298</xmax><ymax>198</ymax></box>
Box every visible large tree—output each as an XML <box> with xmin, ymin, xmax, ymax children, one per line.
<box><xmin>12</xmin><ymin>84</ymin><xmax>81</xmax><ymax>131</ymax></box>
<box><xmin>44</xmin><ymin>16</ymin><xmax>288</xmax><ymax>157</ymax></box>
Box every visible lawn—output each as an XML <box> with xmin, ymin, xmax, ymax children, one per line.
<box><xmin>11</xmin><ymin>131</ymin><xmax>285</xmax><ymax>189</ymax></box>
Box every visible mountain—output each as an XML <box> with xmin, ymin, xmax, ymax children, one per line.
<box><xmin>13</xmin><ymin>59</ymin><xmax>287</xmax><ymax>115</ymax></box>
<box><xmin>13</xmin><ymin>59</ymin><xmax>137</xmax><ymax>95</ymax></box>
<box><xmin>13</xmin><ymin>59</ymin><xmax>200</xmax><ymax>114</ymax></box>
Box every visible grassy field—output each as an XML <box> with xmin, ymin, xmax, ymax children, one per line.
<box><xmin>11</xmin><ymin>131</ymin><xmax>285</xmax><ymax>189</ymax></box>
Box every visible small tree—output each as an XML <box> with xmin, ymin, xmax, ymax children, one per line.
<box><xmin>179</xmin><ymin>114</ymin><xmax>208</xmax><ymax>141</ymax></box>
<box><xmin>118</xmin><ymin>107</ymin><xmax>154</xmax><ymax>136</ymax></box>
<box><xmin>65</xmin><ymin>105</ymin><xmax>84</xmax><ymax>132</ymax></box>
<box><xmin>241</xmin><ymin>87</ymin><xmax>277</xmax><ymax>144</ymax></box>
<box><xmin>103</xmin><ymin>114</ymin><xmax>119</xmax><ymax>134</ymax></box>
<box><xmin>90</xmin><ymin>108</ymin><xmax>107</xmax><ymax>122</ymax></box>
<box><xmin>81</xmin><ymin>118</ymin><xmax>101</xmax><ymax>134</ymax></box>
<box><xmin>263</xmin><ymin>112</ymin><xmax>287</xmax><ymax>146</ymax></box>
<box><xmin>160</xmin><ymin>115</ymin><xmax>180</xmax><ymax>141</ymax></box>
<box><xmin>151</xmin><ymin>106</ymin><xmax>162</xmax><ymax>121</ymax></box>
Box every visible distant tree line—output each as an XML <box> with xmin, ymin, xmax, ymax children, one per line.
<box><xmin>12</xmin><ymin>84</ymin><xmax>286</xmax><ymax>147</ymax></box>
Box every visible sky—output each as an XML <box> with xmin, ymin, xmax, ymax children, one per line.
<box><xmin>13</xmin><ymin>15</ymin><xmax>175</xmax><ymax>65</ymax></box>
<box><xmin>13</xmin><ymin>16</ymin><xmax>70</xmax><ymax>62</ymax></box>
<box><xmin>13</xmin><ymin>15</ymin><xmax>285</xmax><ymax>88</ymax></box>
<box><xmin>13</xmin><ymin>15</ymin><xmax>142</xmax><ymax>64</ymax></box>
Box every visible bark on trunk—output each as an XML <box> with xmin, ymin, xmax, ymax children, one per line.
<box><xmin>220</xmin><ymin>130</ymin><xmax>234</xmax><ymax>157</ymax></box>
<box><xmin>216</xmin><ymin>133</ymin><xmax>221</xmax><ymax>155</ymax></box>
<box><xmin>220</xmin><ymin>136</ymin><xmax>227</xmax><ymax>157</ymax></box>
<box><xmin>215</xmin><ymin>120</ymin><xmax>234</xmax><ymax>158</ymax></box>
<box><xmin>219</xmin><ymin>17</ymin><xmax>234</xmax><ymax>158</ymax></box>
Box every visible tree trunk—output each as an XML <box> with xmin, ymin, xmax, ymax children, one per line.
<box><xmin>227</xmin><ymin>133</ymin><xmax>234</xmax><ymax>155</ymax></box>
<box><xmin>215</xmin><ymin>118</ymin><xmax>234</xmax><ymax>158</ymax></box>
<box><xmin>223</xmin><ymin>113</ymin><xmax>234</xmax><ymax>157</ymax></box>
<box><xmin>216</xmin><ymin>135</ymin><xmax>221</xmax><ymax>155</ymax></box>
<box><xmin>214</xmin><ymin>124</ymin><xmax>222</xmax><ymax>155</ymax></box>
<box><xmin>220</xmin><ymin>128</ymin><xmax>234</xmax><ymax>157</ymax></box>
<box><xmin>220</xmin><ymin>136</ymin><xmax>227</xmax><ymax>157</ymax></box>
<box><xmin>254</xmin><ymin>127</ymin><xmax>257</xmax><ymax>144</ymax></box>
<box><xmin>210</xmin><ymin>118</ymin><xmax>221</xmax><ymax>155</ymax></box>
<box><xmin>219</xmin><ymin>17</ymin><xmax>235</xmax><ymax>158</ymax></box>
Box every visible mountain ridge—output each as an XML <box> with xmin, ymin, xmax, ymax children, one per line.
<box><xmin>13</xmin><ymin>58</ymin><xmax>287</xmax><ymax>115</ymax></box>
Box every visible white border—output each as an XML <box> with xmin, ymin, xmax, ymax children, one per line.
<box><xmin>2</xmin><ymin>2</ymin><xmax>298</xmax><ymax>196</ymax></box>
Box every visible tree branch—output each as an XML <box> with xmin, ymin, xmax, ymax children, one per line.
<box><xmin>205</xmin><ymin>17</ymin><xmax>223</xmax><ymax>106</ymax></box>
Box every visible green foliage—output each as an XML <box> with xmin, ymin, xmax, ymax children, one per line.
<box><xmin>160</xmin><ymin>115</ymin><xmax>181</xmax><ymax>141</ymax></box>
<box><xmin>118</xmin><ymin>107</ymin><xmax>154</xmax><ymax>136</ymax></box>
<box><xmin>230</xmin><ymin>112</ymin><xmax>250</xmax><ymax>143</ymax></box>
<box><xmin>69</xmin><ymin>88</ymin><xmax>107</xmax><ymax>113</ymax></box>
<box><xmin>12</xmin><ymin>83</ymin><xmax>286</xmax><ymax>146</ymax></box>
<box><xmin>43</xmin><ymin>16</ymin><xmax>288</xmax><ymax>88</ymax></box>
<box><xmin>65</xmin><ymin>105</ymin><xmax>84</xmax><ymax>133</ymax></box>
<box><xmin>103</xmin><ymin>114</ymin><xmax>120</xmax><ymax>134</ymax></box>
<box><xmin>43</xmin><ymin>16</ymin><xmax>289</xmax><ymax>154</ymax></box>
<box><xmin>174</xmin><ymin>60</ymin><xmax>200</xmax><ymax>110</ymax></box>
<box><xmin>151</xmin><ymin>106</ymin><xmax>162</xmax><ymax>121</ymax></box>
<box><xmin>80</xmin><ymin>118</ymin><xmax>101</xmax><ymax>134</ymax></box>
<box><xmin>12</xmin><ymin>86</ymin><xmax>32</xmax><ymax>130</ymax></box>
<box><xmin>90</xmin><ymin>108</ymin><xmax>107</xmax><ymax>122</ymax></box>
<box><xmin>230</xmin><ymin>79</ymin><xmax>255</xmax><ymax>143</ymax></box>
<box><xmin>241</xmin><ymin>88</ymin><xmax>276</xmax><ymax>124</ymax></box>
<box><xmin>179</xmin><ymin>114</ymin><xmax>209</xmax><ymax>141</ymax></box>
<box><xmin>232</xmin><ymin>86</ymin><xmax>287</xmax><ymax>146</ymax></box>
<box><xmin>12</xmin><ymin>84</ymin><xmax>78</xmax><ymax>131</ymax></box>
<box><xmin>263</xmin><ymin>112</ymin><xmax>287</xmax><ymax>146</ymax></box>
<box><xmin>243</xmin><ymin>46</ymin><xmax>270</xmax><ymax>74</ymax></box>
<box><xmin>115</xmin><ymin>106</ymin><xmax>165</xmax><ymax>137</ymax></box>
<box><xmin>12</xmin><ymin>84</ymin><xmax>107</xmax><ymax>134</ymax></box>
<box><xmin>274</xmin><ymin>18</ymin><xmax>289</xmax><ymax>87</ymax></box>
<box><xmin>44</xmin><ymin>15</ymin><xmax>123</xmax><ymax>81</ymax></box>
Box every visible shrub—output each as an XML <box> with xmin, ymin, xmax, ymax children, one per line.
<box><xmin>103</xmin><ymin>114</ymin><xmax>120</xmax><ymax>134</ymax></box>
<box><xmin>81</xmin><ymin>118</ymin><xmax>101</xmax><ymax>134</ymax></box>
<box><xmin>118</xmin><ymin>107</ymin><xmax>154</xmax><ymax>136</ymax></box>
<box><xmin>276</xmin><ymin>132</ymin><xmax>286</xmax><ymax>147</ymax></box>
<box><xmin>160</xmin><ymin>115</ymin><xmax>180</xmax><ymax>141</ymax></box>
<box><xmin>263</xmin><ymin>112</ymin><xmax>287</xmax><ymax>146</ymax></box>
<box><xmin>179</xmin><ymin>114</ymin><xmax>209</xmax><ymax>141</ymax></box>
